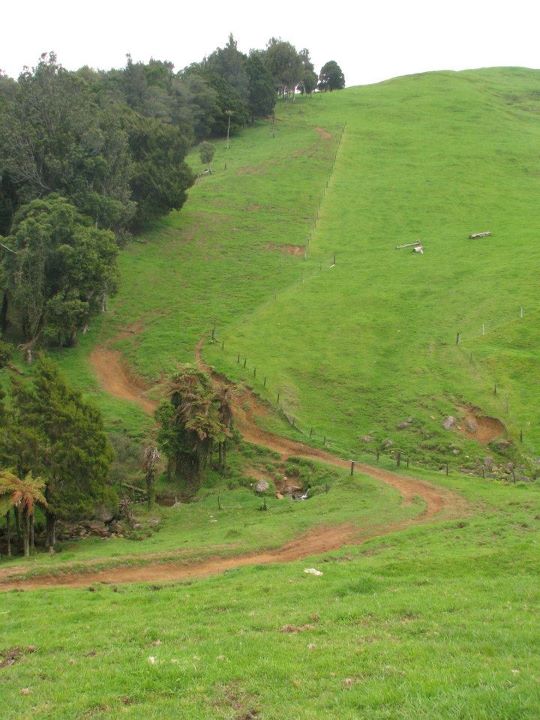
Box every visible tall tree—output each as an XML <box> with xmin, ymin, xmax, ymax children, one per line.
<box><xmin>298</xmin><ymin>49</ymin><xmax>318</xmax><ymax>95</ymax></box>
<box><xmin>156</xmin><ymin>366</ymin><xmax>232</xmax><ymax>492</ymax></box>
<box><xmin>125</xmin><ymin>111</ymin><xmax>194</xmax><ymax>228</ymax></box>
<box><xmin>1</xmin><ymin>194</ymin><xmax>118</xmax><ymax>349</ymax></box>
<box><xmin>0</xmin><ymin>53</ymin><xmax>135</xmax><ymax>232</ymax></box>
<box><xmin>0</xmin><ymin>470</ymin><xmax>47</xmax><ymax>557</ymax></box>
<box><xmin>4</xmin><ymin>358</ymin><xmax>114</xmax><ymax>550</ymax></box>
<box><xmin>318</xmin><ymin>61</ymin><xmax>345</xmax><ymax>91</ymax></box>
<box><xmin>265</xmin><ymin>39</ymin><xmax>303</xmax><ymax>98</ymax></box>
<box><xmin>246</xmin><ymin>52</ymin><xmax>276</xmax><ymax>119</ymax></box>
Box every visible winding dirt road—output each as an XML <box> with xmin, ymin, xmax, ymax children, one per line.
<box><xmin>0</xmin><ymin>339</ymin><xmax>466</xmax><ymax>591</ymax></box>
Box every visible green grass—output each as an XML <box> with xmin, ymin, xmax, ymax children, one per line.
<box><xmin>1</xmin><ymin>474</ymin><xmax>539</xmax><ymax>719</ymax></box>
<box><xmin>2</xmin><ymin>459</ymin><xmax>418</xmax><ymax>578</ymax></box>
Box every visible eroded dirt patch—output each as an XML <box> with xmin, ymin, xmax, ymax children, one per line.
<box><xmin>0</xmin><ymin>646</ymin><xmax>36</xmax><ymax>668</ymax></box>
<box><xmin>265</xmin><ymin>242</ymin><xmax>305</xmax><ymax>256</ymax></box>
<box><xmin>90</xmin><ymin>347</ymin><xmax>157</xmax><ymax>415</ymax></box>
<box><xmin>456</xmin><ymin>405</ymin><xmax>506</xmax><ymax>444</ymax></box>
<box><xmin>315</xmin><ymin>127</ymin><xmax>332</xmax><ymax>140</ymax></box>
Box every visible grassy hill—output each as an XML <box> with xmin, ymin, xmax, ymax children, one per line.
<box><xmin>2</xmin><ymin>68</ymin><xmax>539</xmax><ymax>719</ymax></box>
<box><xmin>54</xmin><ymin>67</ymin><xmax>540</xmax><ymax>469</ymax></box>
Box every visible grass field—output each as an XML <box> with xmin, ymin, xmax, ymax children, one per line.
<box><xmin>1</xmin><ymin>473</ymin><xmax>539</xmax><ymax>719</ymax></box>
<box><xmin>2</xmin><ymin>68</ymin><xmax>540</xmax><ymax>719</ymax></box>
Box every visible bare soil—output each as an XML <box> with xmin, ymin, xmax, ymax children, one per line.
<box><xmin>456</xmin><ymin>405</ymin><xmax>506</xmax><ymax>444</ymax></box>
<box><xmin>264</xmin><ymin>242</ymin><xmax>306</xmax><ymax>256</ymax></box>
<box><xmin>315</xmin><ymin>127</ymin><xmax>332</xmax><ymax>140</ymax></box>
<box><xmin>90</xmin><ymin>347</ymin><xmax>157</xmax><ymax>415</ymax></box>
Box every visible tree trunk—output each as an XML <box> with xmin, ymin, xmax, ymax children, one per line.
<box><xmin>14</xmin><ymin>506</ymin><xmax>21</xmax><ymax>541</ymax></box>
<box><xmin>23</xmin><ymin>509</ymin><xmax>30</xmax><ymax>558</ymax></box>
<box><xmin>46</xmin><ymin>512</ymin><xmax>57</xmax><ymax>553</ymax></box>
<box><xmin>30</xmin><ymin>513</ymin><xmax>35</xmax><ymax>552</ymax></box>
<box><xmin>5</xmin><ymin>511</ymin><xmax>11</xmax><ymax>557</ymax></box>
<box><xmin>146</xmin><ymin>470</ymin><xmax>155</xmax><ymax>510</ymax></box>
<box><xmin>175</xmin><ymin>452</ymin><xmax>202</xmax><ymax>494</ymax></box>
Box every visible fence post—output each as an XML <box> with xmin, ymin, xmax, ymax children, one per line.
<box><xmin>350</xmin><ymin>461</ymin><xmax>355</xmax><ymax>476</ymax></box>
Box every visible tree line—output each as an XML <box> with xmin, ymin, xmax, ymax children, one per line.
<box><xmin>0</xmin><ymin>39</ymin><xmax>343</xmax><ymax>354</ymax></box>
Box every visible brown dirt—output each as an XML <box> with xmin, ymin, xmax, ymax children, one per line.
<box><xmin>6</xmin><ymin>336</ymin><xmax>466</xmax><ymax>591</ymax></box>
<box><xmin>456</xmin><ymin>405</ymin><xmax>506</xmax><ymax>444</ymax></box>
<box><xmin>264</xmin><ymin>242</ymin><xmax>305</xmax><ymax>256</ymax></box>
<box><xmin>315</xmin><ymin>127</ymin><xmax>332</xmax><ymax>140</ymax></box>
<box><xmin>90</xmin><ymin>347</ymin><xmax>157</xmax><ymax>415</ymax></box>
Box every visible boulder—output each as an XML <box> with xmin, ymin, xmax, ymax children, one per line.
<box><xmin>381</xmin><ymin>438</ymin><xmax>394</xmax><ymax>449</ymax></box>
<box><xmin>396</xmin><ymin>420</ymin><xmax>412</xmax><ymax>430</ymax></box>
<box><xmin>465</xmin><ymin>418</ymin><xmax>478</xmax><ymax>433</ymax></box>
<box><xmin>442</xmin><ymin>416</ymin><xmax>456</xmax><ymax>430</ymax></box>
<box><xmin>254</xmin><ymin>479</ymin><xmax>270</xmax><ymax>494</ymax></box>
<box><xmin>360</xmin><ymin>434</ymin><xmax>374</xmax><ymax>443</ymax></box>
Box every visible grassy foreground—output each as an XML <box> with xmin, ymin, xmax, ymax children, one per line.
<box><xmin>1</xmin><ymin>473</ymin><xmax>539</xmax><ymax>719</ymax></box>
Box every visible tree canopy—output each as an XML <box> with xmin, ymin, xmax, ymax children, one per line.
<box><xmin>0</xmin><ymin>357</ymin><xmax>114</xmax><ymax>548</ymax></box>
<box><xmin>318</xmin><ymin>61</ymin><xmax>346</xmax><ymax>91</ymax></box>
<box><xmin>1</xmin><ymin>194</ymin><xmax>119</xmax><ymax>348</ymax></box>
<box><xmin>156</xmin><ymin>366</ymin><xmax>233</xmax><ymax>492</ymax></box>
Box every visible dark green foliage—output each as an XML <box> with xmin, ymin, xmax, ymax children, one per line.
<box><xmin>1</xmin><ymin>358</ymin><xmax>114</xmax><ymax>542</ymax></box>
<box><xmin>298</xmin><ymin>49</ymin><xmax>318</xmax><ymax>95</ymax></box>
<box><xmin>0</xmin><ymin>53</ymin><xmax>135</xmax><ymax>233</ymax></box>
<box><xmin>156</xmin><ymin>366</ymin><xmax>232</xmax><ymax>492</ymax></box>
<box><xmin>199</xmin><ymin>141</ymin><xmax>215</xmax><ymax>169</ymax></box>
<box><xmin>318</xmin><ymin>60</ymin><xmax>345</xmax><ymax>91</ymax></box>
<box><xmin>1</xmin><ymin>195</ymin><xmax>118</xmax><ymax>346</ymax></box>
<box><xmin>125</xmin><ymin>112</ymin><xmax>194</xmax><ymax>228</ymax></box>
<box><xmin>246</xmin><ymin>52</ymin><xmax>276</xmax><ymax>118</ymax></box>
<box><xmin>265</xmin><ymin>38</ymin><xmax>304</xmax><ymax>98</ymax></box>
<box><xmin>0</xmin><ymin>339</ymin><xmax>12</xmax><ymax>367</ymax></box>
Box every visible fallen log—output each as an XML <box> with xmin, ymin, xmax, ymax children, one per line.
<box><xmin>395</xmin><ymin>241</ymin><xmax>423</xmax><ymax>249</ymax></box>
<box><xmin>469</xmin><ymin>231</ymin><xmax>491</xmax><ymax>239</ymax></box>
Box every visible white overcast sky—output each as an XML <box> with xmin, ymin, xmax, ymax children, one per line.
<box><xmin>2</xmin><ymin>0</ymin><xmax>539</xmax><ymax>86</ymax></box>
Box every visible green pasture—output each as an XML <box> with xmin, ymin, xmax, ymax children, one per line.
<box><xmin>1</xmin><ymin>473</ymin><xmax>539</xmax><ymax>719</ymax></box>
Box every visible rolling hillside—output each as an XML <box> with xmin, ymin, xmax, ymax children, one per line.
<box><xmin>58</xmin><ymin>67</ymin><xmax>540</xmax><ymax>467</ymax></box>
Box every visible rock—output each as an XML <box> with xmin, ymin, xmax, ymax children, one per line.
<box><xmin>396</xmin><ymin>420</ymin><xmax>412</xmax><ymax>430</ymax></box>
<box><xmin>492</xmin><ymin>439</ymin><xmax>512</xmax><ymax>451</ymax></box>
<box><xmin>275</xmin><ymin>492</ymin><xmax>284</xmax><ymax>500</ymax></box>
<box><xmin>442</xmin><ymin>416</ymin><xmax>456</xmax><ymax>430</ymax></box>
<box><xmin>304</xmin><ymin>568</ymin><xmax>323</xmax><ymax>576</ymax></box>
<box><xmin>465</xmin><ymin>418</ymin><xmax>478</xmax><ymax>433</ymax></box>
<box><xmin>254</xmin><ymin>479</ymin><xmax>270</xmax><ymax>494</ymax></box>
<box><xmin>452</xmin><ymin>448</ymin><xmax>460</xmax><ymax>455</ymax></box>
<box><xmin>483</xmin><ymin>456</ymin><xmax>494</xmax><ymax>469</ymax></box>
<box><xmin>360</xmin><ymin>434</ymin><xmax>374</xmax><ymax>443</ymax></box>
<box><xmin>381</xmin><ymin>438</ymin><xmax>394</xmax><ymax>449</ymax></box>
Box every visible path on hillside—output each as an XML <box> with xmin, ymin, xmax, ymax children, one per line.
<box><xmin>2</xmin><ymin>338</ymin><xmax>466</xmax><ymax>591</ymax></box>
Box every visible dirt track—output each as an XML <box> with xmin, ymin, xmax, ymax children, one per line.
<box><xmin>0</xmin><ymin>339</ymin><xmax>466</xmax><ymax>592</ymax></box>
<box><xmin>90</xmin><ymin>347</ymin><xmax>157</xmax><ymax>414</ymax></box>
